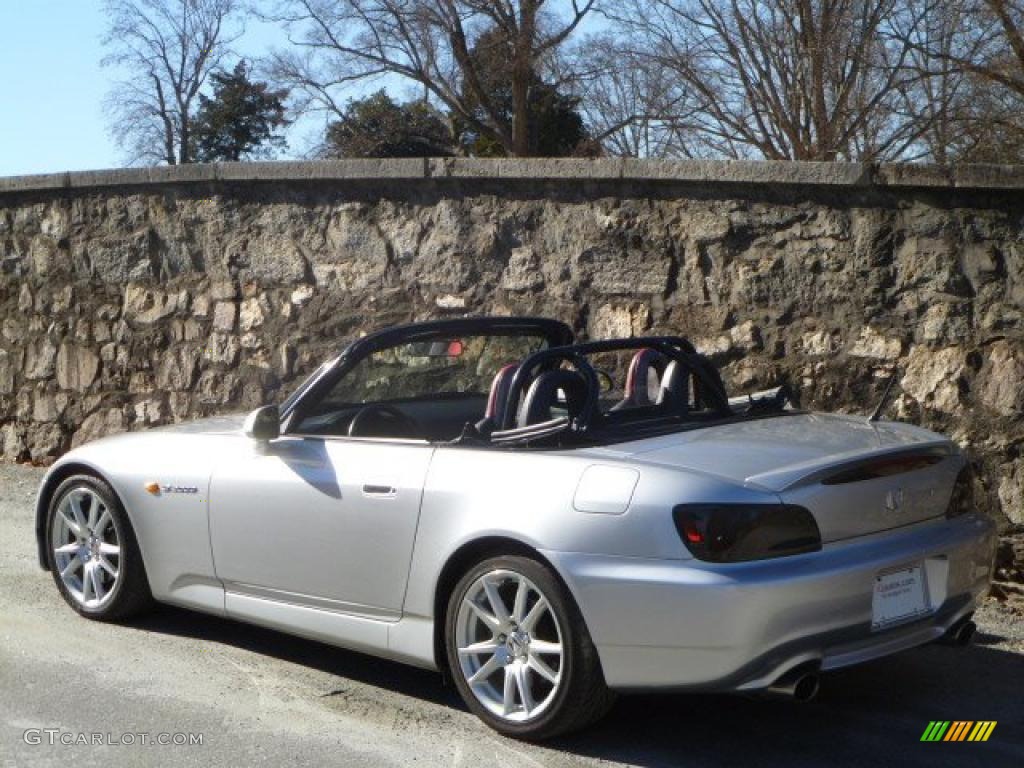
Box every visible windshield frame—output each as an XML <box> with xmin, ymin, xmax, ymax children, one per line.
<box><xmin>280</xmin><ymin>316</ymin><xmax>574</xmax><ymax>432</ymax></box>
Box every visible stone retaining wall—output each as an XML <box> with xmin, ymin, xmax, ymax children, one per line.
<box><xmin>1</xmin><ymin>159</ymin><xmax>1022</xmax><ymax>526</ymax></box>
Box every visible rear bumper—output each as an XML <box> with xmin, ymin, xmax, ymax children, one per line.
<box><xmin>543</xmin><ymin>513</ymin><xmax>997</xmax><ymax>691</ymax></box>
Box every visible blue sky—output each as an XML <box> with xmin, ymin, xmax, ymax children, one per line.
<box><xmin>0</xmin><ymin>2</ymin><xmax>605</xmax><ymax>177</ymax></box>
<box><xmin>0</xmin><ymin>2</ymin><xmax>116</xmax><ymax>175</ymax></box>
<box><xmin>0</xmin><ymin>1</ymin><xmax>293</xmax><ymax>176</ymax></box>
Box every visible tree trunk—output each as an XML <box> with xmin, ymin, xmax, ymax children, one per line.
<box><xmin>178</xmin><ymin>111</ymin><xmax>191</xmax><ymax>165</ymax></box>
<box><xmin>511</xmin><ymin>0</ymin><xmax>538</xmax><ymax>156</ymax></box>
<box><xmin>153</xmin><ymin>76</ymin><xmax>177</xmax><ymax>166</ymax></box>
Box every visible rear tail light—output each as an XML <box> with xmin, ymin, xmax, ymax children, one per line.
<box><xmin>672</xmin><ymin>503</ymin><xmax>821</xmax><ymax>562</ymax></box>
<box><xmin>946</xmin><ymin>466</ymin><xmax>975</xmax><ymax>519</ymax></box>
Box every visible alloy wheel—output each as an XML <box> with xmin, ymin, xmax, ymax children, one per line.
<box><xmin>454</xmin><ymin>569</ymin><xmax>564</xmax><ymax>723</ymax></box>
<box><xmin>50</xmin><ymin>486</ymin><xmax>122</xmax><ymax>610</ymax></box>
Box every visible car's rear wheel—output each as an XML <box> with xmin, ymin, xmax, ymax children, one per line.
<box><xmin>445</xmin><ymin>555</ymin><xmax>615</xmax><ymax>740</ymax></box>
<box><xmin>46</xmin><ymin>474</ymin><xmax>154</xmax><ymax>620</ymax></box>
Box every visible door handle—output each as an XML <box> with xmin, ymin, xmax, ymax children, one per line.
<box><xmin>362</xmin><ymin>484</ymin><xmax>396</xmax><ymax>497</ymax></box>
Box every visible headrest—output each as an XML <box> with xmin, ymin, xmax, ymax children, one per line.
<box><xmin>517</xmin><ymin>369</ymin><xmax>589</xmax><ymax>428</ymax></box>
<box><xmin>691</xmin><ymin>357</ymin><xmax>728</xmax><ymax>409</ymax></box>
<box><xmin>657</xmin><ymin>360</ymin><xmax>689</xmax><ymax>409</ymax></box>
<box><xmin>483</xmin><ymin>363</ymin><xmax>519</xmax><ymax>427</ymax></box>
<box><xmin>659</xmin><ymin>355</ymin><xmax>726</xmax><ymax>410</ymax></box>
<box><xmin>623</xmin><ymin>348</ymin><xmax>666</xmax><ymax>407</ymax></box>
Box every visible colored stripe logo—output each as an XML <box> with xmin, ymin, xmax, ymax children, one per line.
<box><xmin>921</xmin><ymin>721</ymin><xmax>997</xmax><ymax>742</ymax></box>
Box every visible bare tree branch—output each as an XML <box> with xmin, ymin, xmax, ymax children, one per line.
<box><xmin>260</xmin><ymin>0</ymin><xmax>598</xmax><ymax>155</ymax></box>
<box><xmin>606</xmin><ymin>0</ymin><xmax>940</xmax><ymax>161</ymax></box>
<box><xmin>103</xmin><ymin>0</ymin><xmax>241</xmax><ymax>164</ymax></box>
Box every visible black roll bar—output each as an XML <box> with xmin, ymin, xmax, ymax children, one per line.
<box><xmin>499</xmin><ymin>348</ymin><xmax>602</xmax><ymax>431</ymax></box>
<box><xmin>499</xmin><ymin>336</ymin><xmax>731</xmax><ymax>431</ymax></box>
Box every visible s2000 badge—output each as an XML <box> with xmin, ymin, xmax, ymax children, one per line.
<box><xmin>144</xmin><ymin>482</ymin><xmax>198</xmax><ymax>495</ymax></box>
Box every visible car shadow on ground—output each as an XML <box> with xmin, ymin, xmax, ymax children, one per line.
<box><xmin>130</xmin><ymin>606</ymin><xmax>1023</xmax><ymax>768</ymax></box>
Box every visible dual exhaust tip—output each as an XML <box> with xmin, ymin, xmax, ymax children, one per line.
<box><xmin>940</xmin><ymin>617</ymin><xmax>977</xmax><ymax>647</ymax></box>
<box><xmin>760</xmin><ymin>616</ymin><xmax>977</xmax><ymax>702</ymax></box>
<box><xmin>762</xmin><ymin>664</ymin><xmax>821</xmax><ymax>703</ymax></box>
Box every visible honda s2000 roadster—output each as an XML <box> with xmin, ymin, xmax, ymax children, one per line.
<box><xmin>35</xmin><ymin>317</ymin><xmax>996</xmax><ymax>739</ymax></box>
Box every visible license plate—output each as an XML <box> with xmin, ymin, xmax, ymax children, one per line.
<box><xmin>872</xmin><ymin>564</ymin><xmax>931</xmax><ymax>630</ymax></box>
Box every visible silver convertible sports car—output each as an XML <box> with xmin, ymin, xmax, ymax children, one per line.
<box><xmin>35</xmin><ymin>317</ymin><xmax>996</xmax><ymax>739</ymax></box>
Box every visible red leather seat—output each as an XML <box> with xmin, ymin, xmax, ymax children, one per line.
<box><xmin>616</xmin><ymin>348</ymin><xmax>668</xmax><ymax>408</ymax></box>
<box><xmin>479</xmin><ymin>363</ymin><xmax>519</xmax><ymax>430</ymax></box>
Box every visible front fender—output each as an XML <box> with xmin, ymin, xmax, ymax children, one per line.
<box><xmin>34</xmin><ymin>453</ymin><xmax>111</xmax><ymax>570</ymax></box>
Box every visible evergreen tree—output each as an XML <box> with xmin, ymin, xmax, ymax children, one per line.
<box><xmin>192</xmin><ymin>61</ymin><xmax>289</xmax><ymax>162</ymax></box>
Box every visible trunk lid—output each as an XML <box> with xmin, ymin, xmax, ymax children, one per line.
<box><xmin>597</xmin><ymin>413</ymin><xmax>962</xmax><ymax>542</ymax></box>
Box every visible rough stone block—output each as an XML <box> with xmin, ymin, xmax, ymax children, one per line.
<box><xmin>24</xmin><ymin>339</ymin><xmax>57</xmax><ymax>380</ymax></box>
<box><xmin>900</xmin><ymin>346</ymin><xmax>966</xmax><ymax>413</ymax></box>
<box><xmin>56</xmin><ymin>343</ymin><xmax>99</xmax><ymax>392</ymax></box>
<box><xmin>156</xmin><ymin>346</ymin><xmax>200</xmax><ymax>391</ymax></box>
<box><xmin>72</xmin><ymin>409</ymin><xmax>126</xmax><ymax>449</ymax></box>
<box><xmin>0</xmin><ymin>349</ymin><xmax>15</xmax><ymax>394</ymax></box>
<box><xmin>980</xmin><ymin>340</ymin><xmax>1024</xmax><ymax>416</ymax></box>
<box><xmin>212</xmin><ymin>301</ymin><xmax>237</xmax><ymax>332</ymax></box>
<box><xmin>204</xmin><ymin>332</ymin><xmax>240</xmax><ymax>366</ymax></box>
<box><xmin>124</xmin><ymin>284</ymin><xmax>180</xmax><ymax>324</ymax></box>
<box><xmin>848</xmin><ymin>326</ymin><xmax>903</xmax><ymax>360</ymax></box>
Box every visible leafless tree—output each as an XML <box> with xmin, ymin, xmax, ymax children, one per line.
<box><xmin>904</xmin><ymin>0</ymin><xmax>1024</xmax><ymax>163</ymax></box>
<box><xmin>262</xmin><ymin>0</ymin><xmax>597</xmax><ymax>156</ymax></box>
<box><xmin>885</xmin><ymin>0</ymin><xmax>973</xmax><ymax>163</ymax></box>
<box><xmin>103</xmin><ymin>0</ymin><xmax>240</xmax><ymax>165</ymax></box>
<box><xmin>948</xmin><ymin>1</ymin><xmax>1024</xmax><ymax>95</ymax></box>
<box><xmin>573</xmin><ymin>33</ymin><xmax>703</xmax><ymax>157</ymax></box>
<box><xmin>608</xmin><ymin>0</ymin><xmax>938</xmax><ymax>161</ymax></box>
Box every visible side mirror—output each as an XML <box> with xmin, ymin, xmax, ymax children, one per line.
<box><xmin>243</xmin><ymin>405</ymin><xmax>280</xmax><ymax>441</ymax></box>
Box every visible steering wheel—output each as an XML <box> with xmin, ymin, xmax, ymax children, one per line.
<box><xmin>347</xmin><ymin>404</ymin><xmax>422</xmax><ymax>438</ymax></box>
<box><xmin>594</xmin><ymin>368</ymin><xmax>615</xmax><ymax>394</ymax></box>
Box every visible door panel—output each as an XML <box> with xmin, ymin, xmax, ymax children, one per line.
<box><xmin>209</xmin><ymin>437</ymin><xmax>433</xmax><ymax>616</ymax></box>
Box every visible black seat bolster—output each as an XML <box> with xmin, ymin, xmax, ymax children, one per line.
<box><xmin>657</xmin><ymin>360</ymin><xmax>691</xmax><ymax>409</ymax></box>
<box><xmin>483</xmin><ymin>362</ymin><xmax>519</xmax><ymax>430</ymax></box>
<box><xmin>517</xmin><ymin>370</ymin><xmax>588</xmax><ymax>427</ymax></box>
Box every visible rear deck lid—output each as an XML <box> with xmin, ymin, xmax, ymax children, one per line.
<box><xmin>596</xmin><ymin>413</ymin><xmax>961</xmax><ymax>542</ymax></box>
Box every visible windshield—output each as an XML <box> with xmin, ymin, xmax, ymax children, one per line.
<box><xmin>290</xmin><ymin>332</ymin><xmax>551</xmax><ymax>441</ymax></box>
<box><xmin>279</xmin><ymin>356</ymin><xmax>339</xmax><ymax>415</ymax></box>
<box><xmin>323</xmin><ymin>333</ymin><xmax>549</xmax><ymax>406</ymax></box>
<box><xmin>284</xmin><ymin>330</ymin><xmax>790</xmax><ymax>446</ymax></box>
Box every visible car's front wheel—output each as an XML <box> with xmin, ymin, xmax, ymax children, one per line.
<box><xmin>45</xmin><ymin>474</ymin><xmax>154</xmax><ymax>620</ymax></box>
<box><xmin>445</xmin><ymin>554</ymin><xmax>615</xmax><ymax>740</ymax></box>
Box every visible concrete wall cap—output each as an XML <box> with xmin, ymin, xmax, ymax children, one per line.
<box><xmin>5</xmin><ymin>159</ymin><xmax>1024</xmax><ymax>195</ymax></box>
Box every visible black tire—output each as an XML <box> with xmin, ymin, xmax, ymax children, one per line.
<box><xmin>445</xmin><ymin>554</ymin><xmax>615</xmax><ymax>740</ymax></box>
<box><xmin>45</xmin><ymin>474</ymin><xmax>155</xmax><ymax>621</ymax></box>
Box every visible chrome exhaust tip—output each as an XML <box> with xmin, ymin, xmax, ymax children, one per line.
<box><xmin>761</xmin><ymin>665</ymin><xmax>821</xmax><ymax>702</ymax></box>
<box><xmin>944</xmin><ymin>619</ymin><xmax>977</xmax><ymax>647</ymax></box>
<box><xmin>791</xmin><ymin>672</ymin><xmax>821</xmax><ymax>702</ymax></box>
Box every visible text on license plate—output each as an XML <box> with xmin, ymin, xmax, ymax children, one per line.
<box><xmin>872</xmin><ymin>564</ymin><xmax>932</xmax><ymax>630</ymax></box>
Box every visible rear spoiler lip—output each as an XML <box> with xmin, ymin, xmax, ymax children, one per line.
<box><xmin>746</xmin><ymin>442</ymin><xmax>960</xmax><ymax>492</ymax></box>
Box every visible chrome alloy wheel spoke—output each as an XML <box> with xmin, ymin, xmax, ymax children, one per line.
<box><xmin>60</xmin><ymin>555</ymin><xmax>82</xmax><ymax>580</ymax></box>
<box><xmin>527</xmin><ymin>653</ymin><xmax>560</xmax><ymax>684</ymax></box>
<box><xmin>67</xmin><ymin>491</ymin><xmax>87</xmax><ymax>527</ymax></box>
<box><xmin>481</xmin><ymin>577</ymin><xmax>512</xmax><ymax>628</ymax></box>
<box><xmin>457</xmin><ymin>639</ymin><xmax>501</xmax><ymax>656</ymax></box>
<box><xmin>93</xmin><ymin>509</ymin><xmax>112</xmax><ymax>538</ymax></box>
<box><xmin>455</xmin><ymin>569</ymin><xmax>564</xmax><ymax>723</ymax></box>
<box><xmin>512</xmin><ymin>662</ymin><xmax>535</xmax><ymax>715</ymax></box>
<box><xmin>51</xmin><ymin>488</ymin><xmax>120</xmax><ymax>610</ymax></box>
